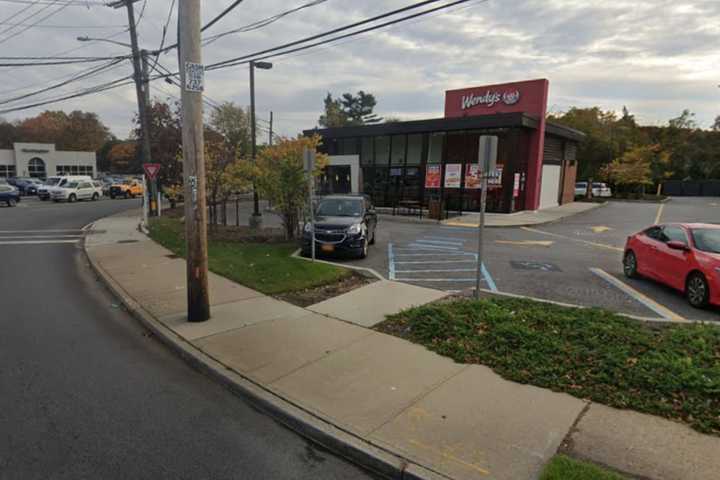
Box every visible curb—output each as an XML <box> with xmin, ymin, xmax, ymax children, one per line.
<box><xmin>440</xmin><ymin>202</ymin><xmax>608</xmax><ymax>229</ymax></box>
<box><xmin>83</xmin><ymin>226</ymin><xmax>450</xmax><ymax>480</ymax></box>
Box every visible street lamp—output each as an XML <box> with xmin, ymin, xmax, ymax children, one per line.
<box><xmin>249</xmin><ymin>60</ymin><xmax>273</xmax><ymax>228</ymax></box>
<box><xmin>76</xmin><ymin>36</ymin><xmax>133</xmax><ymax>49</ymax></box>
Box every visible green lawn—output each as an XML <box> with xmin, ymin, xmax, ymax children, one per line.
<box><xmin>148</xmin><ymin>217</ymin><xmax>350</xmax><ymax>295</ymax></box>
<box><xmin>376</xmin><ymin>297</ymin><xmax>720</xmax><ymax>435</ymax></box>
<box><xmin>540</xmin><ymin>455</ymin><xmax>626</xmax><ymax>480</ymax></box>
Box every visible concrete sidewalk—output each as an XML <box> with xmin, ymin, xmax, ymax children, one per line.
<box><xmin>442</xmin><ymin>201</ymin><xmax>604</xmax><ymax>228</ymax></box>
<box><xmin>85</xmin><ymin>210</ymin><xmax>720</xmax><ymax>480</ymax></box>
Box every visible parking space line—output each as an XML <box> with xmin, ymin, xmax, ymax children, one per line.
<box><xmin>393</xmin><ymin>252</ymin><xmax>475</xmax><ymax>257</ymax></box>
<box><xmin>415</xmin><ymin>239</ymin><xmax>464</xmax><ymax>246</ymax></box>
<box><xmin>521</xmin><ymin>227</ymin><xmax>624</xmax><ymax>252</ymax></box>
<box><xmin>406</xmin><ymin>243</ymin><xmax>460</xmax><ymax>250</ymax></box>
<box><xmin>589</xmin><ymin>268</ymin><xmax>685</xmax><ymax>322</ymax></box>
<box><xmin>393</xmin><ymin>260</ymin><xmax>477</xmax><ymax>264</ymax></box>
<box><xmin>422</xmin><ymin>236</ymin><xmax>467</xmax><ymax>242</ymax></box>
<box><xmin>388</xmin><ymin>243</ymin><xmax>396</xmax><ymax>280</ymax></box>
<box><xmin>398</xmin><ymin>278</ymin><xmax>477</xmax><ymax>282</ymax></box>
<box><xmin>481</xmin><ymin>261</ymin><xmax>498</xmax><ymax>292</ymax></box>
<box><xmin>395</xmin><ymin>268</ymin><xmax>476</xmax><ymax>273</ymax></box>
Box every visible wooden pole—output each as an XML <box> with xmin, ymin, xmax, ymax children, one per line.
<box><xmin>178</xmin><ymin>0</ymin><xmax>210</xmax><ymax>322</ymax></box>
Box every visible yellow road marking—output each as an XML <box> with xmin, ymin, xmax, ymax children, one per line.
<box><xmin>654</xmin><ymin>203</ymin><xmax>665</xmax><ymax>225</ymax></box>
<box><xmin>521</xmin><ymin>227</ymin><xmax>624</xmax><ymax>252</ymax></box>
<box><xmin>591</xmin><ymin>226</ymin><xmax>612</xmax><ymax>233</ymax></box>
<box><xmin>495</xmin><ymin>240</ymin><xmax>554</xmax><ymax>247</ymax></box>
<box><xmin>590</xmin><ymin>268</ymin><xmax>685</xmax><ymax>322</ymax></box>
<box><xmin>408</xmin><ymin>439</ymin><xmax>490</xmax><ymax>476</ymax></box>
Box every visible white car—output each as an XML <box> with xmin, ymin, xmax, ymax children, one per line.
<box><xmin>51</xmin><ymin>180</ymin><xmax>101</xmax><ymax>203</ymax></box>
<box><xmin>575</xmin><ymin>181</ymin><xmax>612</xmax><ymax>198</ymax></box>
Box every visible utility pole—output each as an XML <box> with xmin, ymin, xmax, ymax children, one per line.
<box><xmin>140</xmin><ymin>49</ymin><xmax>157</xmax><ymax>215</ymax></box>
<box><xmin>110</xmin><ymin>0</ymin><xmax>153</xmax><ymax>210</ymax></box>
<box><xmin>179</xmin><ymin>0</ymin><xmax>210</xmax><ymax>322</ymax></box>
<box><xmin>249</xmin><ymin>61</ymin><xmax>260</xmax><ymax>227</ymax></box>
<box><xmin>268</xmin><ymin>110</ymin><xmax>273</xmax><ymax>146</ymax></box>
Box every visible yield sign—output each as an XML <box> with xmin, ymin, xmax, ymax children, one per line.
<box><xmin>143</xmin><ymin>163</ymin><xmax>161</xmax><ymax>180</ymax></box>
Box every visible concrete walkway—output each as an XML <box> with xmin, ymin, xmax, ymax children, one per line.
<box><xmin>442</xmin><ymin>201</ymin><xmax>604</xmax><ymax>228</ymax></box>
<box><xmin>85</xmin><ymin>210</ymin><xmax>720</xmax><ymax>480</ymax></box>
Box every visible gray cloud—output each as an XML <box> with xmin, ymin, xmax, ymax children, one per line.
<box><xmin>1</xmin><ymin>0</ymin><xmax>719</xmax><ymax>138</ymax></box>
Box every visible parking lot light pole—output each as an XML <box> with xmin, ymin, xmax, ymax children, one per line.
<box><xmin>249</xmin><ymin>60</ymin><xmax>273</xmax><ymax>228</ymax></box>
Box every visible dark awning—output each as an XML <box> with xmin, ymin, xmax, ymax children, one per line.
<box><xmin>304</xmin><ymin>112</ymin><xmax>585</xmax><ymax>142</ymax></box>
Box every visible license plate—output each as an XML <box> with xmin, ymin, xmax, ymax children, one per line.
<box><xmin>320</xmin><ymin>244</ymin><xmax>334</xmax><ymax>253</ymax></box>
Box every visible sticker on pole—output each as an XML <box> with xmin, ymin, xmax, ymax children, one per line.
<box><xmin>142</xmin><ymin>163</ymin><xmax>161</xmax><ymax>180</ymax></box>
<box><xmin>184</xmin><ymin>62</ymin><xmax>204</xmax><ymax>92</ymax></box>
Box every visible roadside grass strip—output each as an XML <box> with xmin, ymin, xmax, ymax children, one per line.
<box><xmin>540</xmin><ymin>455</ymin><xmax>627</xmax><ymax>480</ymax></box>
<box><xmin>376</xmin><ymin>296</ymin><xmax>720</xmax><ymax>436</ymax></box>
<box><xmin>148</xmin><ymin>217</ymin><xmax>350</xmax><ymax>294</ymax></box>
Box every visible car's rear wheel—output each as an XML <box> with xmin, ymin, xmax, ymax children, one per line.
<box><xmin>623</xmin><ymin>250</ymin><xmax>638</xmax><ymax>278</ymax></box>
<box><xmin>124</xmin><ymin>192</ymin><xmax>129</xmax><ymax>199</ymax></box>
<box><xmin>7</xmin><ymin>198</ymin><xmax>16</xmax><ymax>207</ymax></box>
<box><xmin>110</xmin><ymin>193</ymin><xmax>116</xmax><ymax>199</ymax></box>
<box><xmin>92</xmin><ymin>193</ymin><xmax>99</xmax><ymax>201</ymax></box>
<box><xmin>68</xmin><ymin>194</ymin><xmax>77</xmax><ymax>203</ymax></box>
<box><xmin>686</xmin><ymin>272</ymin><xmax>709</xmax><ymax>308</ymax></box>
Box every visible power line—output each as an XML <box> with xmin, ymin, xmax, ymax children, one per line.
<box><xmin>0</xmin><ymin>0</ymin><xmax>75</xmax><ymax>46</ymax></box>
<box><xmin>0</xmin><ymin>22</ymin><xmax>125</xmax><ymax>28</ymax></box>
<box><xmin>201</xmin><ymin>0</ymin><xmax>327</xmax><ymax>47</ymax></box>
<box><xmin>0</xmin><ymin>0</ymin><xmax>40</xmax><ymax>25</ymax></box>
<box><xmin>207</xmin><ymin>0</ymin><xmax>448</xmax><ymax>70</ymax></box>
<box><xmin>0</xmin><ymin>58</ymin><xmax>125</xmax><ymax>105</ymax></box>
<box><xmin>0</xmin><ymin>0</ymin><xmax>104</xmax><ymax>5</ymax></box>
<box><xmin>203</xmin><ymin>0</ymin><xmax>245</xmax><ymax>32</ymax></box>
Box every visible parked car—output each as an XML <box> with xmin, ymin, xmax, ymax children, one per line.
<box><xmin>302</xmin><ymin>194</ymin><xmax>378</xmax><ymax>259</ymax></box>
<box><xmin>623</xmin><ymin>223</ymin><xmax>720</xmax><ymax>308</ymax></box>
<box><xmin>109</xmin><ymin>178</ymin><xmax>143</xmax><ymax>199</ymax></box>
<box><xmin>0</xmin><ymin>184</ymin><xmax>20</xmax><ymax>207</ymax></box>
<box><xmin>575</xmin><ymin>181</ymin><xmax>612</xmax><ymax>198</ymax></box>
<box><xmin>50</xmin><ymin>179</ymin><xmax>101</xmax><ymax>202</ymax></box>
<box><xmin>8</xmin><ymin>177</ymin><xmax>42</xmax><ymax>195</ymax></box>
<box><xmin>92</xmin><ymin>180</ymin><xmax>104</xmax><ymax>199</ymax></box>
<box><xmin>38</xmin><ymin>176</ymin><xmax>63</xmax><ymax>200</ymax></box>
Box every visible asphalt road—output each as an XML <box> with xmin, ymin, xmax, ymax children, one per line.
<box><xmin>0</xmin><ymin>197</ymin><xmax>376</xmax><ymax>480</ymax></box>
<box><xmin>333</xmin><ymin>197</ymin><xmax>720</xmax><ymax>322</ymax></box>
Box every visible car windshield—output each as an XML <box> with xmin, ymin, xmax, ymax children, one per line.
<box><xmin>576</xmin><ymin>182</ymin><xmax>587</xmax><ymax>187</ymax></box>
<box><xmin>316</xmin><ymin>198</ymin><xmax>363</xmax><ymax>217</ymax></box>
<box><xmin>691</xmin><ymin>229</ymin><xmax>720</xmax><ymax>254</ymax></box>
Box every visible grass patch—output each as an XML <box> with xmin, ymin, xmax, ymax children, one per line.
<box><xmin>540</xmin><ymin>455</ymin><xmax>626</xmax><ymax>480</ymax></box>
<box><xmin>148</xmin><ymin>216</ymin><xmax>350</xmax><ymax>295</ymax></box>
<box><xmin>376</xmin><ymin>297</ymin><xmax>720</xmax><ymax>435</ymax></box>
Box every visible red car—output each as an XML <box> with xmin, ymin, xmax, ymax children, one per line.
<box><xmin>623</xmin><ymin>223</ymin><xmax>720</xmax><ymax>308</ymax></box>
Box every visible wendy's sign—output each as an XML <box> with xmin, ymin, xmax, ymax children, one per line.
<box><xmin>444</xmin><ymin>79</ymin><xmax>548</xmax><ymax>118</ymax></box>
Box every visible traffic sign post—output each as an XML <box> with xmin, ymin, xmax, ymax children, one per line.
<box><xmin>142</xmin><ymin>163</ymin><xmax>161</xmax><ymax>216</ymax></box>
<box><xmin>475</xmin><ymin>135</ymin><xmax>498</xmax><ymax>299</ymax></box>
<box><xmin>303</xmin><ymin>147</ymin><xmax>316</xmax><ymax>262</ymax></box>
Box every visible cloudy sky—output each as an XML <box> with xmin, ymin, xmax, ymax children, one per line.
<box><xmin>1</xmin><ymin>0</ymin><xmax>719</xmax><ymax>139</ymax></box>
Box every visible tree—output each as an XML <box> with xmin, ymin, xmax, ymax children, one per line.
<box><xmin>318</xmin><ymin>93</ymin><xmax>348</xmax><ymax>128</ymax></box>
<box><xmin>668</xmin><ymin>109</ymin><xmax>697</xmax><ymax>130</ymax></box>
<box><xmin>204</xmin><ymin>139</ymin><xmax>253</xmax><ymax>226</ymax></box>
<box><xmin>133</xmin><ymin>100</ymin><xmax>182</xmax><ymax>186</ymax></box>
<box><xmin>106</xmin><ymin>142</ymin><xmax>137</xmax><ymax>173</ymax></box>
<box><xmin>255</xmin><ymin>135</ymin><xmax>327</xmax><ymax>239</ymax></box>
<box><xmin>604</xmin><ymin>145</ymin><xmax>655</xmax><ymax>194</ymax></box>
<box><xmin>318</xmin><ymin>91</ymin><xmax>382</xmax><ymax>127</ymax></box>
<box><xmin>16</xmin><ymin>110</ymin><xmax>112</xmax><ymax>151</ymax></box>
<box><xmin>209</xmin><ymin>101</ymin><xmax>251</xmax><ymax>156</ymax></box>
<box><xmin>711</xmin><ymin>115</ymin><xmax>720</xmax><ymax>132</ymax></box>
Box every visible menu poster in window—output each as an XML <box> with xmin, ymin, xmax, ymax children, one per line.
<box><xmin>488</xmin><ymin>165</ymin><xmax>503</xmax><ymax>187</ymax></box>
<box><xmin>464</xmin><ymin>164</ymin><xmax>481</xmax><ymax>189</ymax></box>
<box><xmin>390</xmin><ymin>167</ymin><xmax>402</xmax><ymax>176</ymax></box>
<box><xmin>444</xmin><ymin>164</ymin><xmax>462</xmax><ymax>188</ymax></box>
<box><xmin>424</xmin><ymin>165</ymin><xmax>441</xmax><ymax>188</ymax></box>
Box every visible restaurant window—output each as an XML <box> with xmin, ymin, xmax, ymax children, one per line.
<box><xmin>428</xmin><ymin>132</ymin><xmax>444</xmax><ymax>163</ymax></box>
<box><xmin>360</xmin><ymin>137</ymin><xmax>374</xmax><ymax>165</ymax></box>
<box><xmin>391</xmin><ymin>135</ymin><xmax>406</xmax><ymax>165</ymax></box>
<box><xmin>374</xmin><ymin>136</ymin><xmax>390</xmax><ymax>165</ymax></box>
<box><xmin>373</xmin><ymin>167</ymin><xmax>389</xmax><ymax>205</ymax></box>
<box><xmin>406</xmin><ymin>134</ymin><xmax>423</xmax><ymax>165</ymax></box>
<box><xmin>403</xmin><ymin>166</ymin><xmax>422</xmax><ymax>201</ymax></box>
<box><xmin>339</xmin><ymin>138</ymin><xmax>358</xmax><ymax>155</ymax></box>
<box><xmin>28</xmin><ymin>157</ymin><xmax>46</xmax><ymax>178</ymax></box>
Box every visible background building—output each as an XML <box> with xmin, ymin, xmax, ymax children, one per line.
<box><xmin>305</xmin><ymin>79</ymin><xmax>584</xmax><ymax>214</ymax></box>
<box><xmin>0</xmin><ymin>143</ymin><xmax>96</xmax><ymax>179</ymax></box>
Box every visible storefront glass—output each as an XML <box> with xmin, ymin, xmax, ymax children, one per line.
<box><xmin>391</xmin><ymin>135</ymin><xmax>406</xmax><ymax>165</ymax></box>
<box><xmin>375</xmin><ymin>136</ymin><xmax>390</xmax><ymax>165</ymax></box>
<box><xmin>406</xmin><ymin>134</ymin><xmax>423</xmax><ymax>165</ymax></box>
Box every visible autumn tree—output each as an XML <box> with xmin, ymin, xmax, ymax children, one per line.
<box><xmin>133</xmin><ymin>100</ymin><xmax>182</xmax><ymax>186</ymax></box>
<box><xmin>255</xmin><ymin>135</ymin><xmax>327</xmax><ymax>239</ymax></box>
<box><xmin>16</xmin><ymin>110</ymin><xmax>112</xmax><ymax>151</ymax></box>
<box><xmin>604</xmin><ymin>145</ymin><xmax>657</xmax><ymax>195</ymax></box>
<box><xmin>106</xmin><ymin>142</ymin><xmax>137</xmax><ymax>173</ymax></box>
<box><xmin>204</xmin><ymin>140</ymin><xmax>253</xmax><ymax>226</ymax></box>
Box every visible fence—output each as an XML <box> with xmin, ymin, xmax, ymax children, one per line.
<box><xmin>662</xmin><ymin>180</ymin><xmax>720</xmax><ymax>197</ymax></box>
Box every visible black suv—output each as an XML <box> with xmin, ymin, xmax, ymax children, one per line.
<box><xmin>302</xmin><ymin>195</ymin><xmax>378</xmax><ymax>259</ymax></box>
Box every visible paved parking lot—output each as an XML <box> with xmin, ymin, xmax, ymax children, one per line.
<box><xmin>332</xmin><ymin>197</ymin><xmax>720</xmax><ymax>323</ymax></box>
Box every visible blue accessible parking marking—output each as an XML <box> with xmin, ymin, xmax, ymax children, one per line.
<box><xmin>388</xmin><ymin>235</ymin><xmax>497</xmax><ymax>292</ymax></box>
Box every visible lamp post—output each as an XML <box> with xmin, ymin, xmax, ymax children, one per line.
<box><xmin>249</xmin><ymin>60</ymin><xmax>272</xmax><ymax>228</ymax></box>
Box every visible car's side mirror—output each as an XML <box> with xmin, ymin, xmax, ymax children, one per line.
<box><xmin>667</xmin><ymin>240</ymin><xmax>689</xmax><ymax>251</ymax></box>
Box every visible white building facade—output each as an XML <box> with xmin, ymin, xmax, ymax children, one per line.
<box><xmin>0</xmin><ymin>143</ymin><xmax>96</xmax><ymax>179</ymax></box>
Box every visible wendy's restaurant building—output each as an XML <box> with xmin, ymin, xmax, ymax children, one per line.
<box><xmin>303</xmin><ymin>79</ymin><xmax>585</xmax><ymax>215</ymax></box>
